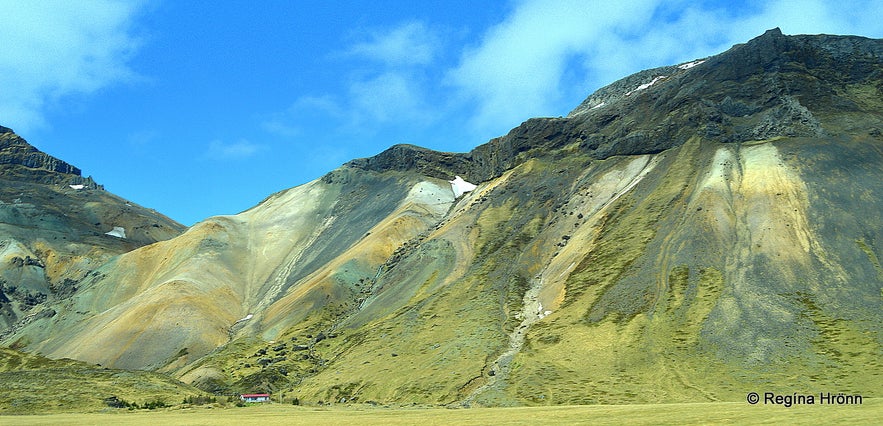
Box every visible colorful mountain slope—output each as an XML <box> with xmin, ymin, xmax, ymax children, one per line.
<box><xmin>2</xmin><ymin>29</ymin><xmax>881</xmax><ymax>406</ymax></box>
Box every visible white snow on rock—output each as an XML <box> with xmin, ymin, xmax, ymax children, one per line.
<box><xmin>536</xmin><ymin>303</ymin><xmax>553</xmax><ymax>319</ymax></box>
<box><xmin>234</xmin><ymin>314</ymin><xmax>253</xmax><ymax>324</ymax></box>
<box><xmin>625</xmin><ymin>75</ymin><xmax>667</xmax><ymax>96</ymax></box>
<box><xmin>449</xmin><ymin>176</ymin><xmax>477</xmax><ymax>198</ymax></box>
<box><xmin>590</xmin><ymin>102</ymin><xmax>606</xmax><ymax>110</ymax></box>
<box><xmin>69</xmin><ymin>184</ymin><xmax>85</xmax><ymax>190</ymax></box>
<box><xmin>678</xmin><ymin>59</ymin><xmax>705</xmax><ymax>70</ymax></box>
<box><xmin>105</xmin><ymin>226</ymin><xmax>126</xmax><ymax>238</ymax></box>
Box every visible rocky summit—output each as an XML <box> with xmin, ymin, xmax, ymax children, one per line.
<box><xmin>1</xmin><ymin>29</ymin><xmax>881</xmax><ymax>407</ymax></box>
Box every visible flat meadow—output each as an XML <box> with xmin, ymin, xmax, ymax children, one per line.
<box><xmin>6</xmin><ymin>399</ymin><xmax>881</xmax><ymax>425</ymax></box>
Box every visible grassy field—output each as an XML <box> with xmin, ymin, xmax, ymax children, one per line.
<box><xmin>0</xmin><ymin>348</ymin><xmax>204</xmax><ymax>415</ymax></box>
<box><xmin>5</xmin><ymin>399</ymin><xmax>881</xmax><ymax>425</ymax></box>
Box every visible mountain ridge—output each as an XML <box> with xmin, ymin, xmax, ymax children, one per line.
<box><xmin>346</xmin><ymin>28</ymin><xmax>882</xmax><ymax>186</ymax></box>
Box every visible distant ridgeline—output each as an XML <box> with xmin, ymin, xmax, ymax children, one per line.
<box><xmin>0</xmin><ymin>126</ymin><xmax>102</xmax><ymax>189</ymax></box>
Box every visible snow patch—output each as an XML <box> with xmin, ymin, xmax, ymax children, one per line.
<box><xmin>234</xmin><ymin>314</ymin><xmax>253</xmax><ymax>324</ymax></box>
<box><xmin>69</xmin><ymin>184</ymin><xmax>85</xmax><ymax>190</ymax></box>
<box><xmin>678</xmin><ymin>59</ymin><xmax>705</xmax><ymax>70</ymax></box>
<box><xmin>536</xmin><ymin>303</ymin><xmax>553</xmax><ymax>319</ymax></box>
<box><xmin>105</xmin><ymin>226</ymin><xmax>126</xmax><ymax>238</ymax></box>
<box><xmin>590</xmin><ymin>102</ymin><xmax>606</xmax><ymax>110</ymax></box>
<box><xmin>449</xmin><ymin>176</ymin><xmax>477</xmax><ymax>198</ymax></box>
<box><xmin>625</xmin><ymin>75</ymin><xmax>666</xmax><ymax>96</ymax></box>
<box><xmin>408</xmin><ymin>181</ymin><xmax>454</xmax><ymax>204</ymax></box>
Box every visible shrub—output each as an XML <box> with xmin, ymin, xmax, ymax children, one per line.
<box><xmin>142</xmin><ymin>399</ymin><xmax>168</xmax><ymax>410</ymax></box>
<box><xmin>183</xmin><ymin>395</ymin><xmax>217</xmax><ymax>405</ymax></box>
<box><xmin>103</xmin><ymin>395</ymin><xmax>134</xmax><ymax>409</ymax></box>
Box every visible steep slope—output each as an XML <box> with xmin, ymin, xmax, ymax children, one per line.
<box><xmin>8</xmin><ymin>168</ymin><xmax>458</xmax><ymax>374</ymax></box>
<box><xmin>4</xmin><ymin>29</ymin><xmax>882</xmax><ymax>405</ymax></box>
<box><xmin>0</xmin><ymin>127</ymin><xmax>185</xmax><ymax>333</ymax></box>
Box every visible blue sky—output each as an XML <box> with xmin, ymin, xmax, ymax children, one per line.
<box><xmin>2</xmin><ymin>0</ymin><xmax>881</xmax><ymax>226</ymax></box>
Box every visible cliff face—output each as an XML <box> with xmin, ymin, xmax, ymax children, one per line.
<box><xmin>0</xmin><ymin>127</ymin><xmax>100</xmax><ymax>187</ymax></box>
<box><xmin>0</xmin><ymin>133</ymin><xmax>80</xmax><ymax>175</ymax></box>
<box><xmin>3</xmin><ymin>30</ymin><xmax>882</xmax><ymax>405</ymax></box>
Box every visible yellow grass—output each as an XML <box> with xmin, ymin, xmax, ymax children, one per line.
<box><xmin>6</xmin><ymin>399</ymin><xmax>881</xmax><ymax>426</ymax></box>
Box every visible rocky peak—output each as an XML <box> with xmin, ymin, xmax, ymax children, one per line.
<box><xmin>0</xmin><ymin>126</ymin><xmax>101</xmax><ymax>188</ymax></box>
<box><xmin>343</xmin><ymin>144</ymin><xmax>474</xmax><ymax>182</ymax></box>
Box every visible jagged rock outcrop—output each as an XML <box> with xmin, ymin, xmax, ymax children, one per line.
<box><xmin>0</xmin><ymin>127</ymin><xmax>100</xmax><ymax>188</ymax></box>
<box><xmin>344</xmin><ymin>144</ymin><xmax>473</xmax><ymax>181</ymax></box>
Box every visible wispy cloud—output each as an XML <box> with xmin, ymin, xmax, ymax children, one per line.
<box><xmin>267</xmin><ymin>21</ymin><xmax>442</xmax><ymax>139</ymax></box>
<box><xmin>344</xmin><ymin>21</ymin><xmax>440</xmax><ymax>67</ymax></box>
<box><xmin>343</xmin><ymin>21</ymin><xmax>443</xmax><ymax>128</ymax></box>
<box><xmin>206</xmin><ymin>139</ymin><xmax>264</xmax><ymax>160</ymax></box>
<box><xmin>0</xmin><ymin>0</ymin><xmax>145</xmax><ymax>133</ymax></box>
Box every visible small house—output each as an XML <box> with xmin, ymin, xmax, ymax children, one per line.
<box><xmin>240</xmin><ymin>393</ymin><xmax>270</xmax><ymax>403</ymax></box>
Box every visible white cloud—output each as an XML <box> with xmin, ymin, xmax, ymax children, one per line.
<box><xmin>0</xmin><ymin>0</ymin><xmax>145</xmax><ymax>133</ymax></box>
<box><xmin>207</xmin><ymin>139</ymin><xmax>263</xmax><ymax>160</ymax></box>
<box><xmin>345</xmin><ymin>21</ymin><xmax>440</xmax><ymax>67</ymax></box>
<box><xmin>446</xmin><ymin>0</ymin><xmax>660</xmax><ymax>135</ymax></box>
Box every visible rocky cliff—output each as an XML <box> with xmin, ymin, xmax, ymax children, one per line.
<box><xmin>0</xmin><ymin>127</ymin><xmax>100</xmax><ymax>187</ymax></box>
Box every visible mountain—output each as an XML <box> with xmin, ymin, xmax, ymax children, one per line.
<box><xmin>2</xmin><ymin>29</ymin><xmax>881</xmax><ymax>406</ymax></box>
<box><xmin>0</xmin><ymin>127</ymin><xmax>185</xmax><ymax>333</ymax></box>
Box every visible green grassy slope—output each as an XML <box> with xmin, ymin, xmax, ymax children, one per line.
<box><xmin>509</xmin><ymin>137</ymin><xmax>882</xmax><ymax>405</ymax></box>
<box><xmin>0</xmin><ymin>348</ymin><xmax>203</xmax><ymax>414</ymax></box>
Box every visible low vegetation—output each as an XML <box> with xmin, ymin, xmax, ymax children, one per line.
<box><xmin>8</xmin><ymin>399</ymin><xmax>882</xmax><ymax>425</ymax></box>
<box><xmin>0</xmin><ymin>348</ymin><xmax>204</xmax><ymax>414</ymax></box>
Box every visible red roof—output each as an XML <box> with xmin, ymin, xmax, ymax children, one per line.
<box><xmin>240</xmin><ymin>394</ymin><xmax>270</xmax><ymax>398</ymax></box>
